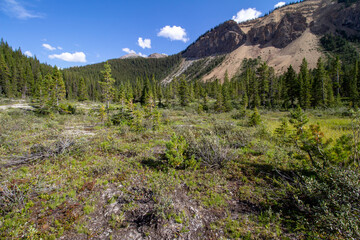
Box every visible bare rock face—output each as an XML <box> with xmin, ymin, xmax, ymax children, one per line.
<box><xmin>310</xmin><ymin>1</ymin><xmax>360</xmax><ymax>37</ymax></box>
<box><xmin>272</xmin><ymin>13</ymin><xmax>308</xmax><ymax>48</ymax></box>
<box><xmin>181</xmin><ymin>0</ymin><xmax>360</xmax><ymax>62</ymax></box>
<box><xmin>240</xmin><ymin>13</ymin><xmax>308</xmax><ymax>48</ymax></box>
<box><xmin>148</xmin><ymin>53</ymin><xmax>168</xmax><ymax>59</ymax></box>
<box><xmin>182</xmin><ymin>20</ymin><xmax>247</xmax><ymax>59</ymax></box>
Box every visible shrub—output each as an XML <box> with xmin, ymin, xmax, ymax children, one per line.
<box><xmin>285</xmin><ymin>166</ymin><xmax>360</xmax><ymax>239</ymax></box>
<box><xmin>58</xmin><ymin>103</ymin><xmax>76</xmax><ymax>114</ymax></box>
<box><xmin>181</xmin><ymin>130</ymin><xmax>233</xmax><ymax>169</ymax></box>
<box><xmin>248</xmin><ymin>107</ymin><xmax>261</xmax><ymax>127</ymax></box>
<box><xmin>165</xmin><ymin>133</ymin><xmax>197</xmax><ymax>169</ymax></box>
<box><xmin>213</xmin><ymin>121</ymin><xmax>236</xmax><ymax>136</ymax></box>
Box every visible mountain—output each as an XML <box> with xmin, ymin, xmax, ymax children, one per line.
<box><xmin>173</xmin><ymin>0</ymin><xmax>360</xmax><ymax>81</ymax></box>
<box><xmin>148</xmin><ymin>53</ymin><xmax>168</xmax><ymax>59</ymax></box>
<box><xmin>119</xmin><ymin>53</ymin><xmax>145</xmax><ymax>59</ymax></box>
<box><xmin>65</xmin><ymin>0</ymin><xmax>360</xmax><ymax>85</ymax></box>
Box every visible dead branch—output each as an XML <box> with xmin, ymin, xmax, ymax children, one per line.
<box><xmin>0</xmin><ymin>138</ymin><xmax>74</xmax><ymax>168</ymax></box>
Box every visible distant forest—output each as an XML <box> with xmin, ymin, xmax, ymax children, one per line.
<box><xmin>1</xmin><ymin>33</ymin><xmax>360</xmax><ymax>110</ymax></box>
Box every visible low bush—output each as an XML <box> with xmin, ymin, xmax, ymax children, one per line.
<box><xmin>181</xmin><ymin>130</ymin><xmax>234</xmax><ymax>169</ymax></box>
<box><xmin>282</xmin><ymin>166</ymin><xmax>360</xmax><ymax>239</ymax></box>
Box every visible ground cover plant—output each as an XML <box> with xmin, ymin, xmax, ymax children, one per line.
<box><xmin>0</xmin><ymin>99</ymin><xmax>358</xmax><ymax>239</ymax></box>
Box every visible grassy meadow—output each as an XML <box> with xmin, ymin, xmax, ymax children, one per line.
<box><xmin>0</xmin><ymin>100</ymin><xmax>359</xmax><ymax>239</ymax></box>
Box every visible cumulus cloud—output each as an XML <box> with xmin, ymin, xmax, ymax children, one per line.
<box><xmin>232</xmin><ymin>8</ymin><xmax>262</xmax><ymax>23</ymax></box>
<box><xmin>1</xmin><ymin>0</ymin><xmax>42</xmax><ymax>19</ymax></box>
<box><xmin>49</xmin><ymin>52</ymin><xmax>87</xmax><ymax>63</ymax></box>
<box><xmin>138</xmin><ymin>52</ymin><xmax>147</xmax><ymax>58</ymax></box>
<box><xmin>157</xmin><ymin>25</ymin><xmax>189</xmax><ymax>43</ymax></box>
<box><xmin>138</xmin><ymin>37</ymin><xmax>151</xmax><ymax>49</ymax></box>
<box><xmin>274</xmin><ymin>2</ymin><xmax>286</xmax><ymax>8</ymax></box>
<box><xmin>42</xmin><ymin>43</ymin><xmax>56</xmax><ymax>51</ymax></box>
<box><xmin>24</xmin><ymin>51</ymin><xmax>32</xmax><ymax>57</ymax></box>
<box><xmin>57</xmin><ymin>46</ymin><xmax>63</xmax><ymax>50</ymax></box>
<box><xmin>122</xmin><ymin>48</ymin><xmax>136</xmax><ymax>54</ymax></box>
<box><xmin>122</xmin><ymin>48</ymin><xmax>147</xmax><ymax>57</ymax></box>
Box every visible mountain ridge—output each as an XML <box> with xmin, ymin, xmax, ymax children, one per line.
<box><xmin>177</xmin><ymin>0</ymin><xmax>360</xmax><ymax>81</ymax></box>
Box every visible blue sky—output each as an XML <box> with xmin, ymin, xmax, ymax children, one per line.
<box><xmin>0</xmin><ymin>0</ymin><xmax>289</xmax><ymax>68</ymax></box>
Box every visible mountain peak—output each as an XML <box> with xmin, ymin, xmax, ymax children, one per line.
<box><xmin>148</xmin><ymin>53</ymin><xmax>168</xmax><ymax>59</ymax></box>
<box><xmin>120</xmin><ymin>53</ymin><xmax>144</xmax><ymax>59</ymax></box>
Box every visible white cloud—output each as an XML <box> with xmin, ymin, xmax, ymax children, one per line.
<box><xmin>122</xmin><ymin>48</ymin><xmax>147</xmax><ymax>58</ymax></box>
<box><xmin>157</xmin><ymin>25</ymin><xmax>189</xmax><ymax>43</ymax></box>
<box><xmin>1</xmin><ymin>0</ymin><xmax>42</xmax><ymax>19</ymax></box>
<box><xmin>138</xmin><ymin>52</ymin><xmax>147</xmax><ymax>58</ymax></box>
<box><xmin>49</xmin><ymin>52</ymin><xmax>87</xmax><ymax>63</ymax></box>
<box><xmin>232</xmin><ymin>8</ymin><xmax>262</xmax><ymax>23</ymax></box>
<box><xmin>42</xmin><ymin>43</ymin><xmax>56</xmax><ymax>51</ymax></box>
<box><xmin>122</xmin><ymin>48</ymin><xmax>136</xmax><ymax>54</ymax></box>
<box><xmin>57</xmin><ymin>46</ymin><xmax>63</xmax><ymax>50</ymax></box>
<box><xmin>274</xmin><ymin>2</ymin><xmax>286</xmax><ymax>8</ymax></box>
<box><xmin>138</xmin><ymin>37</ymin><xmax>151</xmax><ymax>49</ymax></box>
<box><xmin>24</xmin><ymin>51</ymin><xmax>32</xmax><ymax>57</ymax></box>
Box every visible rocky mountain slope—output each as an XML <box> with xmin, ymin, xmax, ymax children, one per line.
<box><xmin>172</xmin><ymin>0</ymin><xmax>360</xmax><ymax>82</ymax></box>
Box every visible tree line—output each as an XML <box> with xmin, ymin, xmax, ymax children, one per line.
<box><xmin>1</xmin><ymin>38</ymin><xmax>360</xmax><ymax>110</ymax></box>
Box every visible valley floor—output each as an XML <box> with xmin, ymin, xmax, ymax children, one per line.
<box><xmin>0</xmin><ymin>101</ymin><xmax>358</xmax><ymax>239</ymax></box>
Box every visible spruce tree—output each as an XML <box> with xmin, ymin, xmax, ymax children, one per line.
<box><xmin>313</xmin><ymin>58</ymin><xmax>330</xmax><ymax>107</ymax></box>
<box><xmin>242</xmin><ymin>93</ymin><xmax>248</xmax><ymax>110</ymax></box>
<box><xmin>333</xmin><ymin>56</ymin><xmax>342</xmax><ymax>100</ymax></box>
<box><xmin>178</xmin><ymin>76</ymin><xmax>189</xmax><ymax>106</ymax></box>
<box><xmin>285</xmin><ymin>65</ymin><xmax>298</xmax><ymax>108</ymax></box>
<box><xmin>299</xmin><ymin>58</ymin><xmax>311</xmax><ymax>109</ymax></box>
<box><xmin>78</xmin><ymin>77</ymin><xmax>88</xmax><ymax>101</ymax></box>
<box><xmin>349</xmin><ymin>60</ymin><xmax>359</xmax><ymax>106</ymax></box>
<box><xmin>215</xmin><ymin>86</ymin><xmax>224</xmax><ymax>112</ymax></box>
<box><xmin>157</xmin><ymin>83</ymin><xmax>163</xmax><ymax>107</ymax></box>
<box><xmin>222</xmin><ymin>73</ymin><xmax>232</xmax><ymax>111</ymax></box>
<box><xmin>99</xmin><ymin>61</ymin><xmax>115</xmax><ymax>109</ymax></box>
<box><xmin>49</xmin><ymin>67</ymin><xmax>66</xmax><ymax>107</ymax></box>
<box><xmin>0</xmin><ymin>54</ymin><xmax>11</xmax><ymax>97</ymax></box>
<box><xmin>257</xmin><ymin>62</ymin><xmax>269</xmax><ymax>107</ymax></box>
<box><xmin>140</xmin><ymin>77</ymin><xmax>152</xmax><ymax>106</ymax></box>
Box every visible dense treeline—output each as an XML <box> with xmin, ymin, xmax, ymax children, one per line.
<box><xmin>157</xmin><ymin>55</ymin><xmax>359</xmax><ymax>111</ymax></box>
<box><xmin>63</xmin><ymin>55</ymin><xmax>182</xmax><ymax>100</ymax></box>
<box><xmin>1</xmin><ymin>36</ymin><xmax>360</xmax><ymax>110</ymax></box>
<box><xmin>0</xmin><ymin>39</ymin><xmax>53</xmax><ymax>98</ymax></box>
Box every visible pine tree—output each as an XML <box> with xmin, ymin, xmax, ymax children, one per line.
<box><xmin>202</xmin><ymin>93</ymin><xmax>209</xmax><ymax>112</ymax></box>
<box><xmin>299</xmin><ymin>58</ymin><xmax>311</xmax><ymax>109</ymax></box>
<box><xmin>178</xmin><ymin>76</ymin><xmax>189</xmax><ymax>106</ymax></box>
<box><xmin>242</xmin><ymin>93</ymin><xmax>248</xmax><ymax>110</ymax></box>
<box><xmin>349</xmin><ymin>60</ymin><xmax>359</xmax><ymax>106</ymax></box>
<box><xmin>157</xmin><ymin>83</ymin><xmax>163</xmax><ymax>107</ymax></box>
<box><xmin>41</xmin><ymin>74</ymin><xmax>51</xmax><ymax>106</ymax></box>
<box><xmin>33</xmin><ymin>72</ymin><xmax>42</xmax><ymax>100</ymax></box>
<box><xmin>333</xmin><ymin>56</ymin><xmax>342</xmax><ymax>100</ymax></box>
<box><xmin>0</xmin><ymin>54</ymin><xmax>11</xmax><ymax>97</ymax></box>
<box><xmin>249</xmin><ymin>107</ymin><xmax>261</xmax><ymax>126</ymax></box>
<box><xmin>49</xmin><ymin>67</ymin><xmax>66</xmax><ymax>107</ymax></box>
<box><xmin>222</xmin><ymin>73</ymin><xmax>232</xmax><ymax>111</ymax></box>
<box><xmin>117</xmin><ymin>84</ymin><xmax>125</xmax><ymax>105</ymax></box>
<box><xmin>313</xmin><ymin>58</ymin><xmax>330</xmax><ymax>107</ymax></box>
<box><xmin>285</xmin><ymin>65</ymin><xmax>298</xmax><ymax>108</ymax></box>
<box><xmin>78</xmin><ymin>77</ymin><xmax>88</xmax><ymax>101</ymax></box>
<box><xmin>257</xmin><ymin>62</ymin><xmax>269</xmax><ymax>107</ymax></box>
<box><xmin>99</xmin><ymin>61</ymin><xmax>115</xmax><ymax>109</ymax></box>
<box><xmin>215</xmin><ymin>86</ymin><xmax>224</xmax><ymax>112</ymax></box>
<box><xmin>25</xmin><ymin>63</ymin><xmax>34</xmax><ymax>97</ymax></box>
<box><xmin>140</xmin><ymin>77</ymin><xmax>152</xmax><ymax>106</ymax></box>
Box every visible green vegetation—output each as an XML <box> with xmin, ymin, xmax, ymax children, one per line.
<box><xmin>0</xmin><ymin>102</ymin><xmax>358</xmax><ymax>239</ymax></box>
<box><xmin>1</xmin><ymin>36</ymin><xmax>360</xmax><ymax>239</ymax></box>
